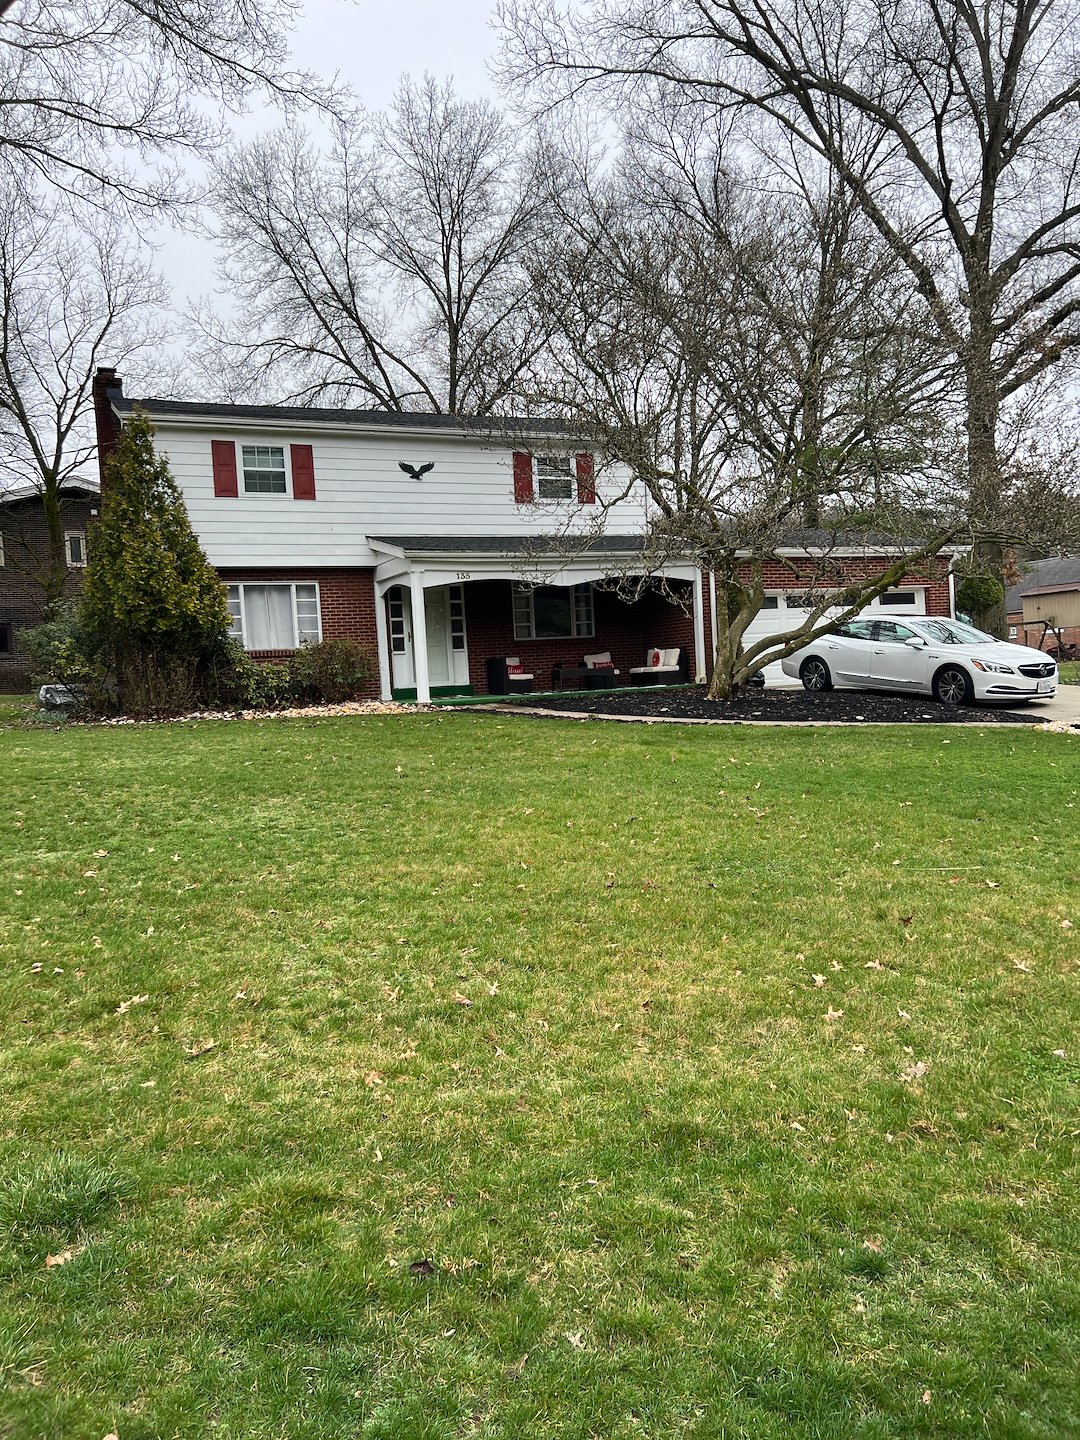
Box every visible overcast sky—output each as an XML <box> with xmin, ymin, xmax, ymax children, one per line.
<box><xmin>153</xmin><ymin>0</ymin><xmax>503</xmax><ymax>355</ymax></box>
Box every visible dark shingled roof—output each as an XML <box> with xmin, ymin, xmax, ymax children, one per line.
<box><xmin>1015</xmin><ymin>556</ymin><xmax>1080</xmax><ymax>597</ymax></box>
<box><xmin>111</xmin><ymin>392</ymin><xmax>571</xmax><ymax>438</ymax></box>
<box><xmin>368</xmin><ymin>534</ymin><xmax>650</xmax><ymax>556</ymax></box>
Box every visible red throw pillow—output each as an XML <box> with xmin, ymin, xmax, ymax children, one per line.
<box><xmin>593</xmin><ymin>660</ymin><xmax>615</xmax><ymax>670</ymax></box>
<box><xmin>507</xmin><ymin>663</ymin><xmax>524</xmax><ymax>675</ymax></box>
<box><xmin>649</xmin><ymin>648</ymin><xmax>662</xmax><ymax>667</ymax></box>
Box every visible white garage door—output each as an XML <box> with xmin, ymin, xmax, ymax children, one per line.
<box><xmin>742</xmin><ymin>587</ymin><xmax>927</xmax><ymax>649</ymax></box>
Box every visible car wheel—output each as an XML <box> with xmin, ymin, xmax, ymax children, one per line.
<box><xmin>800</xmin><ymin>657</ymin><xmax>833</xmax><ymax>692</ymax></box>
<box><xmin>933</xmin><ymin>665</ymin><xmax>972</xmax><ymax>706</ymax></box>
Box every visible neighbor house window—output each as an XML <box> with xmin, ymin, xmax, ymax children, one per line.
<box><xmin>512</xmin><ymin>582</ymin><xmax>594</xmax><ymax>640</ymax></box>
<box><xmin>65</xmin><ymin>532</ymin><xmax>86</xmax><ymax>567</ymax></box>
<box><xmin>878</xmin><ymin>589</ymin><xmax>917</xmax><ymax>605</ymax></box>
<box><xmin>225</xmin><ymin>582</ymin><xmax>320</xmax><ymax>650</ymax></box>
<box><xmin>535</xmin><ymin>455</ymin><xmax>574</xmax><ymax>501</ymax></box>
<box><xmin>0</xmin><ymin>532</ymin><xmax>5</xmax><ymax>566</ymax></box>
<box><xmin>0</xmin><ymin>622</ymin><xmax>10</xmax><ymax>654</ymax></box>
<box><xmin>1008</xmin><ymin>626</ymin><xmax>1018</xmax><ymax>638</ymax></box>
<box><xmin>760</xmin><ymin>595</ymin><xmax>779</xmax><ymax>609</ymax></box>
<box><xmin>241</xmin><ymin>445</ymin><xmax>287</xmax><ymax>494</ymax></box>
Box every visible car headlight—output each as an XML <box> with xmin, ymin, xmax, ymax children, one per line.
<box><xmin>971</xmin><ymin>659</ymin><xmax>1015</xmax><ymax>674</ymax></box>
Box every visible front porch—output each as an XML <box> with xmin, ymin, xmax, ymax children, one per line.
<box><xmin>369</xmin><ymin>535</ymin><xmax>708</xmax><ymax>704</ymax></box>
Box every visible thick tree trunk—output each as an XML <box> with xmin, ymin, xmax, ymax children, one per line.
<box><xmin>965</xmin><ymin>316</ymin><xmax>1006</xmax><ymax>637</ymax></box>
<box><xmin>40</xmin><ymin>476</ymin><xmax>71</xmax><ymax>612</ymax></box>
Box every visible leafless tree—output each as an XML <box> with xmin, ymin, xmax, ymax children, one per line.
<box><xmin>524</xmin><ymin>120</ymin><xmax>964</xmax><ymax>695</ymax></box>
<box><xmin>500</xmin><ymin>0</ymin><xmax>1080</xmax><ymax>634</ymax></box>
<box><xmin>0</xmin><ymin>0</ymin><xmax>332</xmax><ymax>211</ymax></box>
<box><xmin>195</xmin><ymin>77</ymin><xmax>550</xmax><ymax>413</ymax></box>
<box><xmin>0</xmin><ymin>183</ymin><xmax>167</xmax><ymax>610</ymax></box>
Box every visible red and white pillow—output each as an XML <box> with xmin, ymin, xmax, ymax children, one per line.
<box><xmin>584</xmin><ymin>651</ymin><xmax>615</xmax><ymax>670</ymax></box>
<box><xmin>649</xmin><ymin>648</ymin><xmax>663</xmax><ymax>667</ymax></box>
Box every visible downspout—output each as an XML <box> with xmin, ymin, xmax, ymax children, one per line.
<box><xmin>708</xmin><ymin>569</ymin><xmax>718</xmax><ymax>678</ymax></box>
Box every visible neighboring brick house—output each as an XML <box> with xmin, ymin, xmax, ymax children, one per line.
<box><xmin>0</xmin><ymin>482</ymin><xmax>98</xmax><ymax>692</ymax></box>
<box><xmin>1005</xmin><ymin>557</ymin><xmax>1080</xmax><ymax>656</ymax></box>
<box><xmin>92</xmin><ymin>369</ymin><xmax>959</xmax><ymax>700</ymax></box>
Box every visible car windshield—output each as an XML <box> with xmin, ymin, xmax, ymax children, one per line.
<box><xmin>915</xmin><ymin>618</ymin><xmax>996</xmax><ymax>645</ymax></box>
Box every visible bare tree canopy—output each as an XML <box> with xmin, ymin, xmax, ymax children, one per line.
<box><xmin>0</xmin><ymin>0</ymin><xmax>332</xmax><ymax>208</ymax></box>
<box><xmin>524</xmin><ymin>120</ymin><xmax>965</xmax><ymax>694</ymax></box>
<box><xmin>500</xmin><ymin>0</ymin><xmax>1080</xmax><ymax>630</ymax></box>
<box><xmin>195</xmin><ymin>77</ymin><xmax>550</xmax><ymax>413</ymax></box>
<box><xmin>0</xmin><ymin>182</ymin><xmax>166</xmax><ymax>606</ymax></box>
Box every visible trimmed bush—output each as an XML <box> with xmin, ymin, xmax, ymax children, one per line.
<box><xmin>288</xmin><ymin>637</ymin><xmax>375</xmax><ymax>703</ymax></box>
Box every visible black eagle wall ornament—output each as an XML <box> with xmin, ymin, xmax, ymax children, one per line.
<box><xmin>398</xmin><ymin>461</ymin><xmax>435</xmax><ymax>480</ymax></box>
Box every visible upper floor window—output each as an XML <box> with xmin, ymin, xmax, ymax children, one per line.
<box><xmin>65</xmin><ymin>532</ymin><xmax>86</xmax><ymax>567</ymax></box>
<box><xmin>535</xmin><ymin>455</ymin><xmax>574</xmax><ymax>501</ymax></box>
<box><xmin>242</xmin><ymin>445</ymin><xmax>287</xmax><ymax>494</ymax></box>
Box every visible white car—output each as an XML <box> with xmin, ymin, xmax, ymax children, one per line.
<box><xmin>781</xmin><ymin>616</ymin><xmax>1058</xmax><ymax>705</ymax></box>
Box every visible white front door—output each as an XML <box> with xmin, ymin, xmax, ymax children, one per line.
<box><xmin>387</xmin><ymin>584</ymin><xmax>469</xmax><ymax>691</ymax></box>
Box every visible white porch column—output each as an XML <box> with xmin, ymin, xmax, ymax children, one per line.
<box><xmin>410</xmin><ymin>569</ymin><xmax>431</xmax><ymax>704</ymax></box>
<box><xmin>373</xmin><ymin>581</ymin><xmax>393</xmax><ymax>702</ymax></box>
<box><xmin>692</xmin><ymin>570</ymin><xmax>707</xmax><ymax>683</ymax></box>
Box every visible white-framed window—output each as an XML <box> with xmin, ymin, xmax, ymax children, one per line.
<box><xmin>241</xmin><ymin>444</ymin><xmax>288</xmax><ymax>495</ymax></box>
<box><xmin>65</xmin><ymin>532</ymin><xmax>86</xmax><ymax>567</ymax></box>
<box><xmin>448</xmin><ymin>584</ymin><xmax>466</xmax><ymax>650</ymax></box>
<box><xmin>1008</xmin><ymin>625</ymin><xmax>1018</xmax><ymax>638</ymax></box>
<box><xmin>759</xmin><ymin>595</ymin><xmax>780</xmax><ymax>609</ymax></box>
<box><xmin>535</xmin><ymin>454</ymin><xmax>574</xmax><ymax>501</ymax></box>
<box><xmin>512</xmin><ymin>582</ymin><xmax>594</xmax><ymax>640</ymax></box>
<box><xmin>878</xmin><ymin>589</ymin><xmax>918</xmax><ymax>606</ymax></box>
<box><xmin>225</xmin><ymin>582</ymin><xmax>321</xmax><ymax>650</ymax></box>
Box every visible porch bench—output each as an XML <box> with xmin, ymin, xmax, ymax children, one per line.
<box><xmin>629</xmin><ymin>647</ymin><xmax>687</xmax><ymax>686</ymax></box>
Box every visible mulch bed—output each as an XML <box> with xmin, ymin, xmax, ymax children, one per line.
<box><xmin>494</xmin><ymin>685</ymin><xmax>1037</xmax><ymax>725</ymax></box>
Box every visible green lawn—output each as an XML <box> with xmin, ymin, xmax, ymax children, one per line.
<box><xmin>1059</xmin><ymin>661</ymin><xmax>1079</xmax><ymax>685</ymax></box>
<box><xmin>2</xmin><ymin>712</ymin><xmax>1078</xmax><ymax>1440</ymax></box>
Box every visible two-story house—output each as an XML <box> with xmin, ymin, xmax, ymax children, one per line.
<box><xmin>93</xmin><ymin>371</ymin><xmax>710</xmax><ymax>702</ymax></box>
<box><xmin>92</xmin><ymin>370</ymin><xmax>959</xmax><ymax>701</ymax></box>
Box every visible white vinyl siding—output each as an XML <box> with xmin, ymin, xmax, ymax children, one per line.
<box><xmin>153</xmin><ymin>427</ymin><xmax>646</xmax><ymax>569</ymax></box>
<box><xmin>226</xmin><ymin>582</ymin><xmax>321</xmax><ymax>650</ymax></box>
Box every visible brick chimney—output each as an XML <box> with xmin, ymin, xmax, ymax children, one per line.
<box><xmin>92</xmin><ymin>367</ymin><xmax>123</xmax><ymax>487</ymax></box>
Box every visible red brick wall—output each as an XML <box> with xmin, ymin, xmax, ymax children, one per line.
<box><xmin>218</xmin><ymin>567</ymin><xmax>380</xmax><ymax>696</ymax></box>
<box><xmin>726</xmin><ymin>557</ymin><xmax>953</xmax><ymax>617</ymax></box>
<box><xmin>0</xmin><ymin>494</ymin><xmax>97</xmax><ymax>692</ymax></box>
<box><xmin>462</xmin><ymin>579</ymin><xmax>697</xmax><ymax>691</ymax></box>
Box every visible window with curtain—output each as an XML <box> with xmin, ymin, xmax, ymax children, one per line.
<box><xmin>225</xmin><ymin>583</ymin><xmax>321</xmax><ymax>649</ymax></box>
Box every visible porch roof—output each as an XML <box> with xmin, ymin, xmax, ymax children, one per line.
<box><xmin>367</xmin><ymin>533</ymin><xmax>653</xmax><ymax>558</ymax></box>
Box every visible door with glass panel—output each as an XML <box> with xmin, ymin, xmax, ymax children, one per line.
<box><xmin>386</xmin><ymin>584</ymin><xmax>469</xmax><ymax>690</ymax></box>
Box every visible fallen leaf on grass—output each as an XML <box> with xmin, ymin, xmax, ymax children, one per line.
<box><xmin>825</xmin><ymin>1006</ymin><xmax>845</xmax><ymax>1022</ymax></box>
<box><xmin>30</xmin><ymin>962</ymin><xmax>43</xmax><ymax>973</ymax></box>
<box><xmin>899</xmin><ymin>1060</ymin><xmax>929</xmax><ymax>1084</ymax></box>
<box><xmin>453</xmin><ymin>995</ymin><xmax>473</xmax><ymax>1008</ymax></box>
<box><xmin>864</xmin><ymin>960</ymin><xmax>884</xmax><ymax>970</ymax></box>
<box><xmin>1011</xmin><ymin>959</ymin><xmax>1032</xmax><ymax>972</ymax></box>
<box><xmin>812</xmin><ymin>974</ymin><xmax>826</xmax><ymax>988</ymax></box>
<box><xmin>184</xmin><ymin>1039</ymin><xmax>215</xmax><ymax>1060</ymax></box>
<box><xmin>565</xmin><ymin>1330</ymin><xmax>586</xmax><ymax>1350</ymax></box>
<box><xmin>115</xmin><ymin>994</ymin><xmax>148</xmax><ymax>1016</ymax></box>
<box><xmin>921</xmin><ymin>1390</ymin><xmax>932</xmax><ymax>1406</ymax></box>
<box><xmin>409</xmin><ymin>1258</ymin><xmax>436</xmax><ymax>1276</ymax></box>
<box><xmin>45</xmin><ymin>1246</ymin><xmax>83</xmax><ymax>1269</ymax></box>
<box><xmin>364</xmin><ymin>1071</ymin><xmax>384</xmax><ymax>1087</ymax></box>
<box><xmin>862</xmin><ymin>1237</ymin><xmax>883</xmax><ymax>1253</ymax></box>
<box><xmin>504</xmin><ymin>1355</ymin><xmax>528</xmax><ymax>1381</ymax></box>
<box><xmin>900</xmin><ymin>914</ymin><xmax>914</xmax><ymax>926</ymax></box>
<box><xmin>1060</xmin><ymin>920</ymin><xmax>1073</xmax><ymax>931</ymax></box>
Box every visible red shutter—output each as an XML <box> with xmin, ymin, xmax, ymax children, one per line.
<box><xmin>575</xmin><ymin>452</ymin><xmax>596</xmax><ymax>504</ymax></box>
<box><xmin>290</xmin><ymin>443</ymin><xmax>316</xmax><ymax>500</ymax></box>
<box><xmin>513</xmin><ymin>451</ymin><xmax>534</xmax><ymax>503</ymax></box>
<box><xmin>211</xmin><ymin>440</ymin><xmax>238</xmax><ymax>497</ymax></box>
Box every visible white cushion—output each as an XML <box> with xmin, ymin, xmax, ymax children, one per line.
<box><xmin>583</xmin><ymin>651</ymin><xmax>612</xmax><ymax>668</ymax></box>
<box><xmin>661</xmin><ymin>648</ymin><xmax>681</xmax><ymax>667</ymax></box>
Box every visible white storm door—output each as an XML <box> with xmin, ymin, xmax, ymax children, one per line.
<box><xmin>424</xmin><ymin>587</ymin><xmax>452</xmax><ymax>686</ymax></box>
<box><xmin>387</xmin><ymin>586</ymin><xmax>414</xmax><ymax>688</ymax></box>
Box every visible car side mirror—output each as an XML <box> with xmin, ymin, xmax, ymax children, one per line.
<box><xmin>904</xmin><ymin>636</ymin><xmax>927</xmax><ymax>649</ymax></box>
